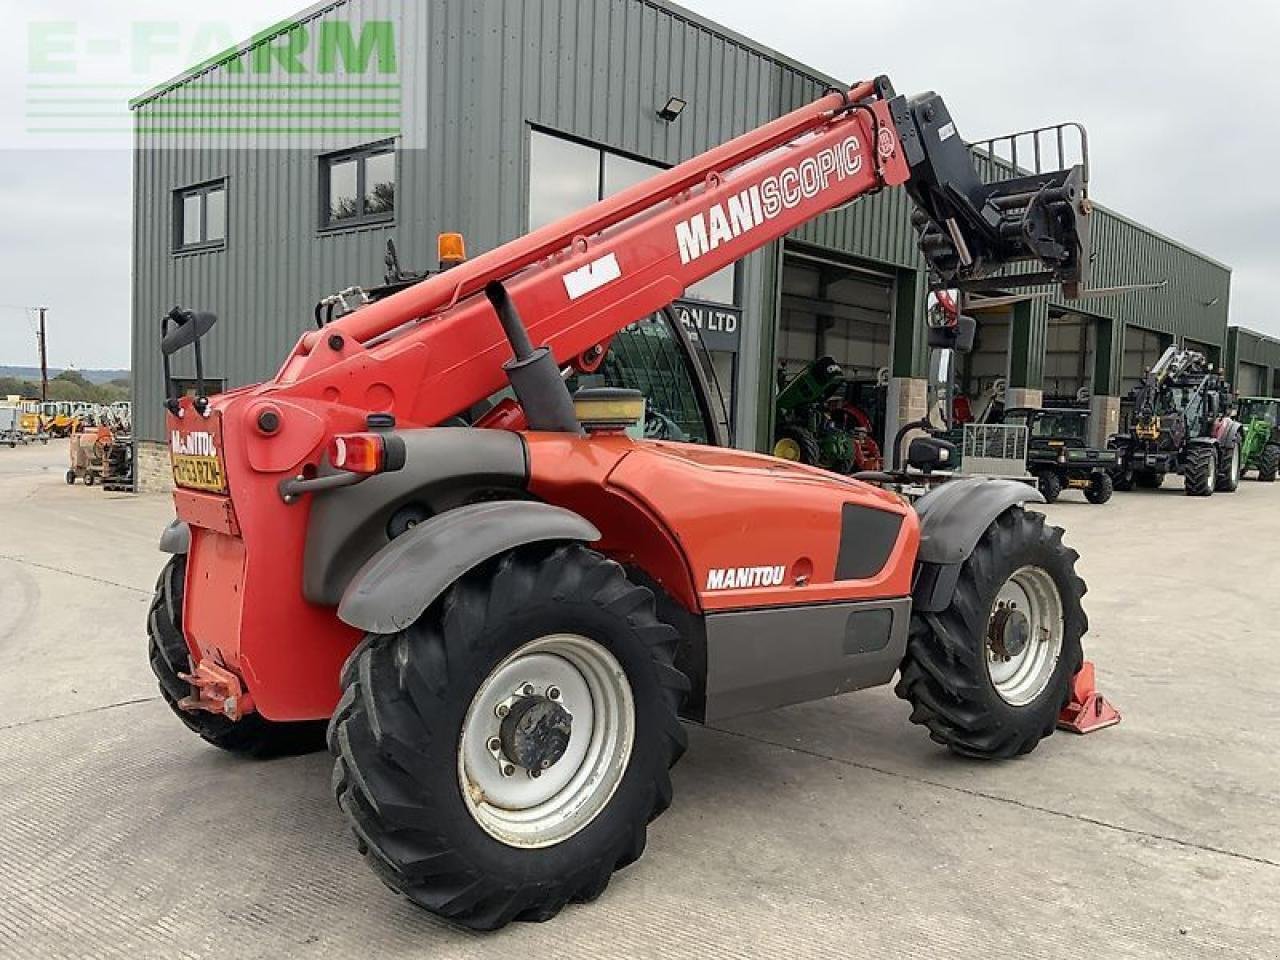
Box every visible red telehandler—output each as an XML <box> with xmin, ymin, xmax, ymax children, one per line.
<box><xmin>152</xmin><ymin>76</ymin><xmax>1092</xmax><ymax>928</ymax></box>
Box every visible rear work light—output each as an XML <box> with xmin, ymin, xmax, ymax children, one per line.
<box><xmin>329</xmin><ymin>432</ymin><xmax>407</xmax><ymax>475</ymax></box>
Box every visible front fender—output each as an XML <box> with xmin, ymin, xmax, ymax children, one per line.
<box><xmin>911</xmin><ymin>477</ymin><xmax>1044</xmax><ymax>613</ymax></box>
<box><xmin>337</xmin><ymin>501</ymin><xmax>601</xmax><ymax>634</ymax></box>
<box><xmin>158</xmin><ymin>519</ymin><xmax>190</xmax><ymax>555</ymax></box>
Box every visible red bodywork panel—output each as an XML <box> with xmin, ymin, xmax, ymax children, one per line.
<box><xmin>526</xmin><ymin>435</ymin><xmax>917</xmax><ymax>612</ymax></box>
<box><xmin>166</xmin><ymin>84</ymin><xmax>918</xmax><ymax>722</ymax></box>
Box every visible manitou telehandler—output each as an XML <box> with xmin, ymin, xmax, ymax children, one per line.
<box><xmin>152</xmin><ymin>77</ymin><xmax>1094</xmax><ymax>929</ymax></box>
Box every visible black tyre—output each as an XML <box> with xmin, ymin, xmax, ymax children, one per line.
<box><xmin>148</xmin><ymin>556</ymin><xmax>327</xmax><ymax>757</ymax></box>
<box><xmin>895</xmin><ymin>508</ymin><xmax>1086</xmax><ymax>759</ymax></box>
<box><xmin>1036</xmin><ymin>470</ymin><xmax>1062</xmax><ymax>504</ymax></box>
<box><xmin>1215</xmin><ymin>443</ymin><xmax>1241</xmax><ymax>493</ymax></box>
<box><xmin>1135</xmin><ymin>470</ymin><xmax>1165</xmax><ymax>489</ymax></box>
<box><xmin>329</xmin><ymin>544</ymin><xmax>688</xmax><ymax>931</ymax></box>
<box><xmin>1259</xmin><ymin>444</ymin><xmax>1280</xmax><ymax>482</ymax></box>
<box><xmin>1183</xmin><ymin>446</ymin><xmax>1216</xmax><ymax>497</ymax></box>
<box><xmin>1084</xmin><ymin>470</ymin><xmax>1114</xmax><ymax>505</ymax></box>
<box><xmin>1112</xmin><ymin>469</ymin><xmax>1134</xmax><ymax>492</ymax></box>
<box><xmin>772</xmin><ymin>425</ymin><xmax>821</xmax><ymax>465</ymax></box>
<box><xmin>65</xmin><ymin>469</ymin><xmax>76</xmax><ymax>485</ymax></box>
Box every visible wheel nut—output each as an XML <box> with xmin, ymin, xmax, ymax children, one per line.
<box><xmin>503</xmin><ymin>764</ymin><xmax>515</xmax><ymax>777</ymax></box>
<box><xmin>547</xmin><ymin>686</ymin><xmax>560</xmax><ymax>701</ymax></box>
<box><xmin>522</xmin><ymin>683</ymin><xmax>535</xmax><ymax>696</ymax></box>
<box><xmin>495</xmin><ymin>703</ymin><xmax>509</xmax><ymax>718</ymax></box>
<box><xmin>528</xmin><ymin>768</ymin><xmax>541</xmax><ymax>779</ymax></box>
<box><xmin>487</xmin><ymin>737</ymin><xmax>501</xmax><ymax>752</ymax></box>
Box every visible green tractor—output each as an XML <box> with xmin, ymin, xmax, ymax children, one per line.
<box><xmin>773</xmin><ymin>356</ymin><xmax>883</xmax><ymax>473</ymax></box>
<box><xmin>1237</xmin><ymin>396</ymin><xmax>1280</xmax><ymax>482</ymax></box>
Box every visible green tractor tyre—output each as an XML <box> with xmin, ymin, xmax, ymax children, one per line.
<box><xmin>1259</xmin><ymin>444</ymin><xmax>1280</xmax><ymax>483</ymax></box>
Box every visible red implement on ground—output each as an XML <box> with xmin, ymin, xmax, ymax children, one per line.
<box><xmin>151</xmin><ymin>76</ymin><xmax>1099</xmax><ymax>929</ymax></box>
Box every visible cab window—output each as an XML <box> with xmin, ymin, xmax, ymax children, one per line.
<box><xmin>567</xmin><ymin>314</ymin><xmax>715</xmax><ymax>444</ymax></box>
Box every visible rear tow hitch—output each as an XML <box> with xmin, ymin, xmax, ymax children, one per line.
<box><xmin>179</xmin><ymin>659</ymin><xmax>255</xmax><ymax>722</ymax></box>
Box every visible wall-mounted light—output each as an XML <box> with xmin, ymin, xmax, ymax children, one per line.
<box><xmin>657</xmin><ymin>96</ymin><xmax>687</xmax><ymax>122</ymax></box>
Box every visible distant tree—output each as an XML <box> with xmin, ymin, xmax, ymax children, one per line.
<box><xmin>0</xmin><ymin>377</ymin><xmax>35</xmax><ymax>398</ymax></box>
<box><xmin>54</xmin><ymin>370</ymin><xmax>92</xmax><ymax>389</ymax></box>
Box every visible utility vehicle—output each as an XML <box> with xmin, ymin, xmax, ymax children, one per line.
<box><xmin>1002</xmin><ymin>407</ymin><xmax>1116</xmax><ymax>504</ymax></box>
<box><xmin>151</xmin><ymin>78</ymin><xmax>1094</xmax><ymax>929</ymax></box>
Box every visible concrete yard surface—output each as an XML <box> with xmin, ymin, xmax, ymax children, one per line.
<box><xmin>0</xmin><ymin>440</ymin><xmax>1277</xmax><ymax>959</ymax></box>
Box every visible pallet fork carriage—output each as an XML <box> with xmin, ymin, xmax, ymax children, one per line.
<box><xmin>152</xmin><ymin>75</ymin><xmax>1112</xmax><ymax>929</ymax></box>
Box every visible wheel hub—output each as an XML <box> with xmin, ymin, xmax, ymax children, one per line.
<box><xmin>985</xmin><ymin>566</ymin><xmax>1066</xmax><ymax>706</ymax></box>
<box><xmin>499</xmin><ymin>695</ymin><xmax>573</xmax><ymax>772</ymax></box>
<box><xmin>987</xmin><ymin>603</ymin><xmax>1030</xmax><ymax>660</ymax></box>
<box><xmin>458</xmin><ymin>635</ymin><xmax>636</xmax><ymax>848</ymax></box>
<box><xmin>773</xmin><ymin>437</ymin><xmax>801</xmax><ymax>461</ymax></box>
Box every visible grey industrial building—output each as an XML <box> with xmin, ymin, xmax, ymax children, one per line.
<box><xmin>130</xmin><ymin>0</ymin><xmax>1258</xmax><ymax>489</ymax></box>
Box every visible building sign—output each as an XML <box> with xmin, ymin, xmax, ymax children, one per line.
<box><xmin>674</xmin><ymin>299</ymin><xmax>742</xmax><ymax>354</ymax></box>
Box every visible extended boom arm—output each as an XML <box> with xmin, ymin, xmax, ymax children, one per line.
<box><xmin>255</xmin><ymin>77</ymin><xmax>1089</xmax><ymax>433</ymax></box>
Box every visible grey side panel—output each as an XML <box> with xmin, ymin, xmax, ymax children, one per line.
<box><xmin>913</xmin><ymin>477</ymin><xmax>1044</xmax><ymax>565</ymax></box>
<box><xmin>338</xmin><ymin>501</ymin><xmax>601</xmax><ymax>635</ymax></box>
<box><xmin>303</xmin><ymin>428</ymin><xmax>529</xmax><ymax>607</ymax></box>
<box><xmin>703</xmin><ymin>598</ymin><xmax>910</xmax><ymax>722</ymax></box>
<box><xmin>159</xmin><ymin>519</ymin><xmax>190</xmax><ymax>555</ymax></box>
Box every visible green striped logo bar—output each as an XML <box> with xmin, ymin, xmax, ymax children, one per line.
<box><xmin>18</xmin><ymin>17</ymin><xmax>407</xmax><ymax>148</ymax></box>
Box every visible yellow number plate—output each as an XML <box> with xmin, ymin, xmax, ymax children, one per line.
<box><xmin>172</xmin><ymin>455</ymin><xmax>226</xmax><ymax>493</ymax></box>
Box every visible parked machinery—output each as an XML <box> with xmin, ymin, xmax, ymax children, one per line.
<box><xmin>1236</xmin><ymin>396</ymin><xmax>1280</xmax><ymax>482</ymax></box>
<box><xmin>1109</xmin><ymin>347</ymin><xmax>1242</xmax><ymax>496</ymax></box>
<box><xmin>1002</xmin><ymin>407</ymin><xmax>1115</xmax><ymax>504</ymax></box>
<box><xmin>151</xmin><ymin>78</ymin><xmax>1094</xmax><ymax>929</ymax></box>
<box><xmin>0</xmin><ymin>404</ymin><xmax>25</xmax><ymax>447</ymax></box>
<box><xmin>773</xmin><ymin>357</ymin><xmax>883</xmax><ymax>472</ymax></box>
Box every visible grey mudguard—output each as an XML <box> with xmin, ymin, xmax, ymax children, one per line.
<box><xmin>338</xmin><ymin>501</ymin><xmax>601</xmax><ymax>634</ymax></box>
<box><xmin>159</xmin><ymin>519</ymin><xmax>190</xmax><ymax>554</ymax></box>
<box><xmin>911</xmin><ymin>477</ymin><xmax>1045</xmax><ymax>612</ymax></box>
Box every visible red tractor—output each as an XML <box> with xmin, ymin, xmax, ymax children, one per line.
<box><xmin>152</xmin><ymin>77</ymin><xmax>1092</xmax><ymax>928</ymax></box>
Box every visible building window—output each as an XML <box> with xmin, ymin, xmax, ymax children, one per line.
<box><xmin>528</xmin><ymin>129</ymin><xmax>736</xmax><ymax>306</ymax></box>
<box><xmin>174</xmin><ymin>180</ymin><xmax>226</xmax><ymax>252</ymax></box>
<box><xmin>321</xmin><ymin>141</ymin><xmax>396</xmax><ymax>229</ymax></box>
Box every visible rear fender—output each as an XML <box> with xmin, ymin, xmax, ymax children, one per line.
<box><xmin>304</xmin><ymin>428</ymin><xmax>530</xmax><ymax>606</ymax></box>
<box><xmin>338</xmin><ymin>501</ymin><xmax>601</xmax><ymax>634</ymax></box>
<box><xmin>912</xmin><ymin>478</ymin><xmax>1044</xmax><ymax>613</ymax></box>
<box><xmin>1213</xmin><ymin>420</ymin><xmax>1243</xmax><ymax>449</ymax></box>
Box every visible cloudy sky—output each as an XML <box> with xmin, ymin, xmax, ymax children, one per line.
<box><xmin>1</xmin><ymin>0</ymin><xmax>1276</xmax><ymax>369</ymax></box>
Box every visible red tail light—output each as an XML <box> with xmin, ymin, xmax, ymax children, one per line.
<box><xmin>330</xmin><ymin>432</ymin><xmax>387</xmax><ymax>474</ymax></box>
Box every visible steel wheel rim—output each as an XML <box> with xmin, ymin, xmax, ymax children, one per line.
<box><xmin>985</xmin><ymin>566</ymin><xmax>1065</xmax><ymax>706</ymax></box>
<box><xmin>774</xmin><ymin>437</ymin><xmax>802</xmax><ymax>461</ymax></box>
<box><xmin>1230</xmin><ymin>445</ymin><xmax>1240</xmax><ymax>485</ymax></box>
<box><xmin>458</xmin><ymin>634</ymin><xmax>635</xmax><ymax>848</ymax></box>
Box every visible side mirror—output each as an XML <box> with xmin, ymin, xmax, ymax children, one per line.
<box><xmin>907</xmin><ymin>436</ymin><xmax>958</xmax><ymax>474</ymax></box>
<box><xmin>161</xmin><ymin>309</ymin><xmax>217</xmax><ymax>356</ymax></box>
<box><xmin>927</xmin><ymin>314</ymin><xmax>976</xmax><ymax>354</ymax></box>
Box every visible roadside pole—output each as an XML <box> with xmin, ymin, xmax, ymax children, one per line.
<box><xmin>37</xmin><ymin>306</ymin><xmax>48</xmax><ymax>402</ymax></box>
